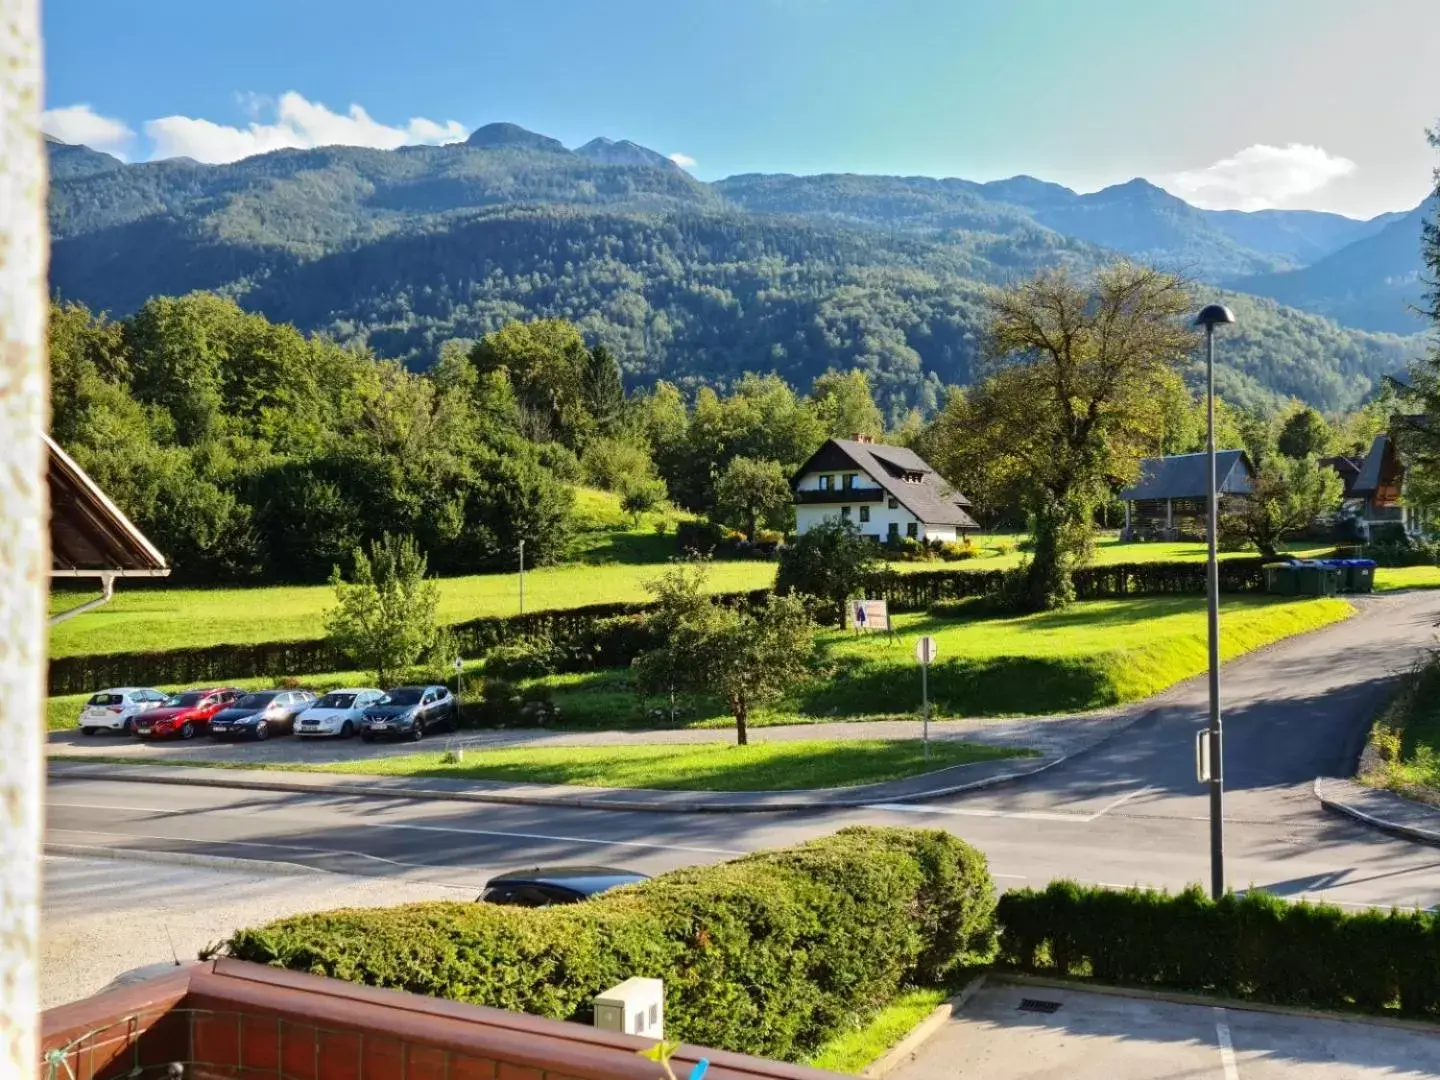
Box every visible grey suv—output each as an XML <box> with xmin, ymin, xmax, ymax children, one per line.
<box><xmin>359</xmin><ymin>684</ymin><xmax>458</xmax><ymax>742</ymax></box>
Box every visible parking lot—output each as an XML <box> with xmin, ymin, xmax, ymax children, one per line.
<box><xmin>891</xmin><ymin>979</ymin><xmax>1440</xmax><ymax>1080</ymax></box>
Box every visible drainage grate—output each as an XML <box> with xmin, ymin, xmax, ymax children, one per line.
<box><xmin>1016</xmin><ymin>998</ymin><xmax>1062</xmax><ymax>1014</ymax></box>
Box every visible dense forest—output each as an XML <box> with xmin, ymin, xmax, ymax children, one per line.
<box><xmin>46</xmin><ymin>134</ymin><xmax>1429</xmax><ymax>418</ymax></box>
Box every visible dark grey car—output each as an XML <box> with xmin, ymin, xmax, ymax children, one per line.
<box><xmin>209</xmin><ymin>689</ymin><xmax>317</xmax><ymax>740</ymax></box>
<box><xmin>359</xmin><ymin>684</ymin><xmax>458</xmax><ymax>742</ymax></box>
<box><xmin>477</xmin><ymin>866</ymin><xmax>650</xmax><ymax>906</ymax></box>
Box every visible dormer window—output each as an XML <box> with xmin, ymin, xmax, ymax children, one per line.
<box><xmin>904</xmin><ymin>471</ymin><xmax>924</xmax><ymax>484</ymax></box>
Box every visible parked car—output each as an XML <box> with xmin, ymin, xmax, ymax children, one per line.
<box><xmin>294</xmin><ymin>688</ymin><xmax>384</xmax><ymax>739</ymax></box>
<box><xmin>359</xmin><ymin>684</ymin><xmax>458</xmax><ymax>742</ymax></box>
<box><xmin>477</xmin><ymin>866</ymin><xmax>650</xmax><ymax>906</ymax></box>
<box><xmin>76</xmin><ymin>687</ymin><xmax>168</xmax><ymax>736</ymax></box>
<box><xmin>133</xmin><ymin>688</ymin><xmax>241</xmax><ymax>740</ymax></box>
<box><xmin>208</xmin><ymin>690</ymin><xmax>317</xmax><ymax>741</ymax></box>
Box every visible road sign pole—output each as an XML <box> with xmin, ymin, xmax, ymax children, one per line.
<box><xmin>921</xmin><ymin>659</ymin><xmax>929</xmax><ymax>760</ymax></box>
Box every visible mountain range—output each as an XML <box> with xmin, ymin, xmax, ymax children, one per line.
<box><xmin>45</xmin><ymin>123</ymin><xmax>1435</xmax><ymax>415</ymax></box>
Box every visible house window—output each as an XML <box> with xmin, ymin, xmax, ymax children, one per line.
<box><xmin>887</xmin><ymin>522</ymin><xmax>900</xmax><ymax>540</ymax></box>
<box><xmin>906</xmin><ymin>522</ymin><xmax>918</xmax><ymax>539</ymax></box>
<box><xmin>843</xmin><ymin>473</ymin><xmax>857</xmax><ymax>490</ymax></box>
<box><xmin>887</xmin><ymin>496</ymin><xmax>898</xmax><ymax>510</ymax></box>
<box><xmin>841</xmin><ymin>506</ymin><xmax>852</xmax><ymax>519</ymax></box>
<box><xmin>859</xmin><ymin>506</ymin><xmax>870</xmax><ymax>523</ymax></box>
<box><xmin>818</xmin><ymin>475</ymin><xmax>833</xmax><ymax>491</ymax></box>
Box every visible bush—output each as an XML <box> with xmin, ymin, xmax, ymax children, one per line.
<box><xmin>997</xmin><ymin>881</ymin><xmax>1440</xmax><ymax>1018</ymax></box>
<box><xmin>927</xmin><ymin>598</ymin><xmax>977</xmax><ymax>618</ymax></box>
<box><xmin>675</xmin><ymin>518</ymin><xmax>727</xmax><ymax>555</ymax></box>
<box><xmin>220</xmin><ymin>827</ymin><xmax>996</xmax><ymax>1061</ymax></box>
<box><xmin>484</xmin><ymin>637</ymin><xmax>559</xmax><ymax>680</ymax></box>
<box><xmin>939</xmin><ymin>539</ymin><xmax>979</xmax><ymax>561</ymax></box>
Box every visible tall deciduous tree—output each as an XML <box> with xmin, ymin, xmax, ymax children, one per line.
<box><xmin>1277</xmin><ymin>406</ymin><xmax>1334</xmax><ymax>460</ymax></box>
<box><xmin>810</xmin><ymin>369</ymin><xmax>885</xmax><ymax>440</ymax></box>
<box><xmin>1219</xmin><ymin>455</ymin><xmax>1343</xmax><ymax>557</ymax></box>
<box><xmin>713</xmin><ymin>456</ymin><xmax>793</xmax><ymax>541</ymax></box>
<box><xmin>326</xmin><ymin>533</ymin><xmax>441</xmax><ymax>687</ymax></box>
<box><xmin>951</xmin><ymin>263</ymin><xmax>1196</xmax><ymax>610</ymax></box>
<box><xmin>1394</xmin><ymin>120</ymin><xmax>1440</xmax><ymax>513</ymax></box>
<box><xmin>469</xmin><ymin>319</ymin><xmax>594</xmax><ymax>447</ymax></box>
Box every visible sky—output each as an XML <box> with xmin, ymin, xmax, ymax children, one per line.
<box><xmin>40</xmin><ymin>0</ymin><xmax>1440</xmax><ymax>219</ymax></box>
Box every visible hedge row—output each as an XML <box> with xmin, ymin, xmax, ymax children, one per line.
<box><xmin>48</xmin><ymin>559</ymin><xmax>1276</xmax><ymax>695</ymax></box>
<box><xmin>219</xmin><ymin>827</ymin><xmax>996</xmax><ymax>1061</ymax></box>
<box><xmin>998</xmin><ymin>881</ymin><xmax>1440</xmax><ymax>1018</ymax></box>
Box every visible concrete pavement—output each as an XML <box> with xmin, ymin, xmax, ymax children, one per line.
<box><xmin>888</xmin><ymin>978</ymin><xmax>1440</xmax><ymax>1080</ymax></box>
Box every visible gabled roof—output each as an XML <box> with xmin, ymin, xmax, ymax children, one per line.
<box><xmin>1120</xmin><ymin>451</ymin><xmax>1255</xmax><ymax>502</ymax></box>
<box><xmin>1352</xmin><ymin>433</ymin><xmax>1398</xmax><ymax>495</ymax></box>
<box><xmin>792</xmin><ymin>438</ymin><xmax>980</xmax><ymax>528</ymax></box>
<box><xmin>48</xmin><ymin>433</ymin><xmax>169</xmax><ymax>576</ymax></box>
<box><xmin>1319</xmin><ymin>455</ymin><xmax>1364</xmax><ymax>497</ymax></box>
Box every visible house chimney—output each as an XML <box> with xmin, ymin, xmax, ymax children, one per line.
<box><xmin>854</xmin><ymin>433</ymin><xmax>874</xmax><ymax>444</ymax></box>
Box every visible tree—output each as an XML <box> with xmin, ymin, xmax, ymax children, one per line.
<box><xmin>953</xmin><ymin>263</ymin><xmax>1196</xmax><ymax>610</ymax></box>
<box><xmin>1220</xmin><ymin>455</ymin><xmax>1343</xmax><ymax>557</ymax></box>
<box><xmin>326</xmin><ymin>533</ymin><xmax>441</xmax><ymax>686</ymax></box>
<box><xmin>469</xmin><ymin>320</ymin><xmax>594</xmax><ymax>447</ymax></box>
<box><xmin>713</xmin><ymin>456</ymin><xmax>793</xmax><ymax>541</ymax></box>
<box><xmin>775</xmin><ymin>517</ymin><xmax>880</xmax><ymax>627</ymax></box>
<box><xmin>1395</xmin><ymin>120</ymin><xmax>1440</xmax><ymax>511</ymax></box>
<box><xmin>583</xmin><ymin>344</ymin><xmax>626</xmax><ymax>435</ymax></box>
<box><xmin>810</xmin><ymin>369</ymin><xmax>884</xmax><ymax>441</ymax></box>
<box><xmin>636</xmin><ymin>562</ymin><xmax>815</xmax><ymax>745</ymax></box>
<box><xmin>1277</xmin><ymin>406</ymin><xmax>1334</xmax><ymax>460</ymax></box>
<box><xmin>620</xmin><ymin>474</ymin><xmax>667</xmax><ymax>522</ymax></box>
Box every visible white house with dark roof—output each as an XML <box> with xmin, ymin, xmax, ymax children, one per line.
<box><xmin>790</xmin><ymin>436</ymin><xmax>980</xmax><ymax>542</ymax></box>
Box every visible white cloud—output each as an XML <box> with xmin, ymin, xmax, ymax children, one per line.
<box><xmin>143</xmin><ymin>91</ymin><xmax>467</xmax><ymax>164</ymax></box>
<box><xmin>41</xmin><ymin>104</ymin><xmax>135</xmax><ymax>158</ymax></box>
<box><xmin>1160</xmin><ymin>143</ymin><xmax>1356</xmax><ymax>211</ymax></box>
<box><xmin>668</xmin><ymin>151</ymin><xmax>697</xmax><ymax>169</ymax></box>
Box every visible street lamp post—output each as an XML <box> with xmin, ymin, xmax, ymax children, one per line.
<box><xmin>1195</xmin><ymin>302</ymin><xmax>1235</xmax><ymax>901</ymax></box>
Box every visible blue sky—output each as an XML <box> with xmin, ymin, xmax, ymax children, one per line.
<box><xmin>41</xmin><ymin>0</ymin><xmax>1440</xmax><ymax>217</ymax></box>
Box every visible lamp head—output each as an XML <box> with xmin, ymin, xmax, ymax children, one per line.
<box><xmin>1194</xmin><ymin>303</ymin><xmax>1236</xmax><ymax>329</ymax></box>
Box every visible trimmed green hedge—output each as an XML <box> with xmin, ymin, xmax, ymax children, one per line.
<box><xmin>998</xmin><ymin>881</ymin><xmax>1440</xmax><ymax>1018</ymax></box>
<box><xmin>220</xmin><ymin>827</ymin><xmax>996</xmax><ymax>1060</ymax></box>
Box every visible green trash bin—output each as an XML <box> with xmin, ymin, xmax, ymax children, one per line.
<box><xmin>1265</xmin><ymin>563</ymin><xmax>1300</xmax><ymax>597</ymax></box>
<box><xmin>1346</xmin><ymin>559</ymin><xmax>1377</xmax><ymax>594</ymax></box>
<box><xmin>1294</xmin><ymin>561</ymin><xmax>1339</xmax><ymax>597</ymax></box>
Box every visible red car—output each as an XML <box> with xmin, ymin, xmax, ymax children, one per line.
<box><xmin>132</xmin><ymin>687</ymin><xmax>241</xmax><ymax>740</ymax></box>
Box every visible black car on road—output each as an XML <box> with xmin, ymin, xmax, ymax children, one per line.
<box><xmin>209</xmin><ymin>690</ymin><xmax>316</xmax><ymax>741</ymax></box>
<box><xmin>477</xmin><ymin>866</ymin><xmax>650</xmax><ymax>906</ymax></box>
<box><xmin>360</xmin><ymin>684</ymin><xmax>458</xmax><ymax>742</ymax></box>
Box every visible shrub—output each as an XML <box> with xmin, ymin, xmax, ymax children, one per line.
<box><xmin>939</xmin><ymin>540</ymin><xmax>979</xmax><ymax>561</ymax></box>
<box><xmin>675</xmin><ymin>518</ymin><xmax>727</xmax><ymax>555</ymax></box>
<box><xmin>484</xmin><ymin>637</ymin><xmax>559</xmax><ymax>680</ymax></box>
<box><xmin>219</xmin><ymin>827</ymin><xmax>996</xmax><ymax>1061</ymax></box>
<box><xmin>996</xmin><ymin>881</ymin><xmax>1440</xmax><ymax>1018</ymax></box>
<box><xmin>927</xmin><ymin>598</ymin><xmax>975</xmax><ymax>618</ymax></box>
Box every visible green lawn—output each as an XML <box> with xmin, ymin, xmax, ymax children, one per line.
<box><xmin>1362</xmin><ymin>654</ymin><xmax>1440</xmax><ymax>802</ymax></box>
<box><xmin>49</xmin><ymin>532</ymin><xmax>1333</xmax><ymax>660</ymax></box>
<box><xmin>125</xmin><ymin>740</ymin><xmax>1025</xmax><ymax>791</ymax></box>
<box><xmin>1374</xmin><ymin>566</ymin><xmax>1440</xmax><ymax>592</ymax></box>
<box><xmin>529</xmin><ymin>596</ymin><xmax>1355</xmax><ymax>728</ymax></box>
<box><xmin>807</xmin><ymin>987</ymin><xmax>948</xmax><ymax>1074</ymax></box>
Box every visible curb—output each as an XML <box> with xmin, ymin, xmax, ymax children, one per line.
<box><xmin>45</xmin><ymin>754</ymin><xmax>1067</xmax><ymax>814</ymax></box>
<box><xmin>995</xmin><ymin>973</ymin><xmax>1440</xmax><ymax>1036</ymax></box>
<box><xmin>1312</xmin><ymin>777</ymin><xmax>1440</xmax><ymax>846</ymax></box>
<box><xmin>862</xmin><ymin>974</ymin><xmax>987</xmax><ymax>1079</ymax></box>
<box><xmin>45</xmin><ymin>842</ymin><xmax>323</xmax><ymax>876</ymax></box>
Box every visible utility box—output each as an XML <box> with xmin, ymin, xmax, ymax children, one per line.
<box><xmin>593</xmin><ymin>977</ymin><xmax>664</xmax><ymax>1039</ymax></box>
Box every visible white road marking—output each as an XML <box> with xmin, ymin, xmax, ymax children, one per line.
<box><xmin>1213</xmin><ymin>1007</ymin><xmax>1240</xmax><ymax>1080</ymax></box>
<box><xmin>869</xmin><ymin>803</ymin><xmax>1088</xmax><ymax>822</ymax></box>
<box><xmin>46</xmin><ymin>801</ymin><xmax>746</xmax><ymax>856</ymax></box>
<box><xmin>871</xmin><ymin>786</ymin><xmax>1155</xmax><ymax>824</ymax></box>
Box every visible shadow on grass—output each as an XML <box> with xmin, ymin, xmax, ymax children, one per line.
<box><xmin>800</xmin><ymin>656</ymin><xmax>1114</xmax><ymax>718</ymax></box>
<box><xmin>567</xmin><ymin>530</ymin><xmax>679</xmax><ymax>565</ymax></box>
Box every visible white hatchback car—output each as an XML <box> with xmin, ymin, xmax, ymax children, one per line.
<box><xmin>294</xmin><ymin>688</ymin><xmax>384</xmax><ymax>739</ymax></box>
<box><xmin>77</xmin><ymin>687</ymin><xmax>168</xmax><ymax>735</ymax></box>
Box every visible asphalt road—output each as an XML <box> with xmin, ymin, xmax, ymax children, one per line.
<box><xmin>44</xmin><ymin>591</ymin><xmax>1440</xmax><ymax>912</ymax></box>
